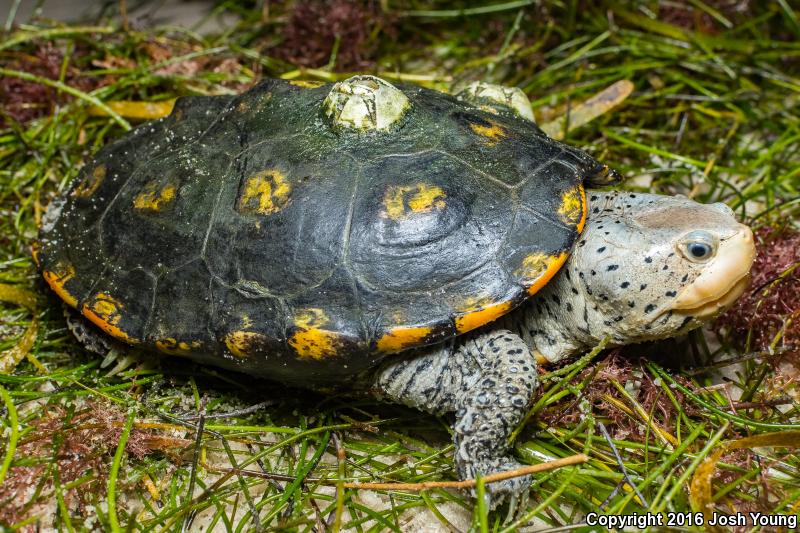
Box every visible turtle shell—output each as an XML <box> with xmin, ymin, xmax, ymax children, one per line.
<box><xmin>37</xmin><ymin>78</ymin><xmax>612</xmax><ymax>385</ymax></box>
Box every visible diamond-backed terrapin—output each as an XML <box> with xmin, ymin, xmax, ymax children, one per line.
<box><xmin>36</xmin><ymin>75</ymin><xmax>755</xmax><ymax>506</ymax></box>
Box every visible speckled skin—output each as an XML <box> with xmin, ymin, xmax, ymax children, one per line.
<box><xmin>373</xmin><ymin>190</ymin><xmax>754</xmax><ymax>504</ymax></box>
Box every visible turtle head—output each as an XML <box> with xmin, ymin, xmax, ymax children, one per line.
<box><xmin>569</xmin><ymin>191</ymin><xmax>755</xmax><ymax>345</ymax></box>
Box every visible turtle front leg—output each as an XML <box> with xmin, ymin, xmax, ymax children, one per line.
<box><xmin>372</xmin><ymin>330</ymin><xmax>539</xmax><ymax>507</ymax></box>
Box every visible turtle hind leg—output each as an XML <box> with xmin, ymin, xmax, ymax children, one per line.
<box><xmin>64</xmin><ymin>306</ymin><xmax>138</xmax><ymax>375</ymax></box>
<box><xmin>372</xmin><ymin>330</ymin><xmax>539</xmax><ymax>509</ymax></box>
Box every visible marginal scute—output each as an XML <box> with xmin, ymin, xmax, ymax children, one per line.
<box><xmin>224</xmin><ymin>330</ymin><xmax>265</xmax><ymax>358</ymax></box>
<box><xmin>82</xmin><ymin>292</ymin><xmax>137</xmax><ymax>344</ymax></box>
<box><xmin>516</xmin><ymin>251</ymin><xmax>569</xmax><ymax>295</ymax></box>
<box><xmin>558</xmin><ymin>185</ymin><xmax>587</xmax><ymax>229</ymax></box>
<box><xmin>376</xmin><ymin>326</ymin><xmax>433</xmax><ymax>353</ymax></box>
<box><xmin>287</xmin><ymin>308</ymin><xmax>342</xmax><ymax>360</ymax></box>
<box><xmin>156</xmin><ymin>338</ymin><xmax>201</xmax><ymax>356</ymax></box>
<box><xmin>323</xmin><ymin>75</ymin><xmax>411</xmax><ymax>132</ymax></box>
<box><xmin>43</xmin><ymin>261</ymin><xmax>77</xmax><ymax>308</ymax></box>
<box><xmin>454</xmin><ymin>299</ymin><xmax>514</xmax><ymax>334</ymax></box>
<box><xmin>457</xmin><ymin>81</ymin><xmax>535</xmax><ymax>122</ymax></box>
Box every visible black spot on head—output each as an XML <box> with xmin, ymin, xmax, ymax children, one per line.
<box><xmin>662</xmin><ymin>265</ymin><xmax>669</xmax><ymax>271</ymax></box>
<box><xmin>591</xmin><ymin>195</ymin><xmax>598</xmax><ymax>200</ymax></box>
<box><xmin>665</xmin><ymin>290</ymin><xmax>677</xmax><ymax>297</ymax></box>
<box><xmin>566</xmin><ymin>302</ymin><xmax>573</xmax><ymax>312</ymax></box>
<box><xmin>578</xmin><ymin>240</ymin><xmax>586</xmax><ymax>247</ymax></box>
<box><xmin>628</xmin><ymin>301</ymin><xmax>635</xmax><ymax>308</ymax></box>
<box><xmin>592</xmin><ymin>207</ymin><xmax>600</xmax><ymax>214</ymax></box>
<box><xmin>551</xmin><ymin>294</ymin><xmax>561</xmax><ymax>305</ymax></box>
<box><xmin>607</xmin><ymin>264</ymin><xmax>619</xmax><ymax>271</ymax></box>
<box><xmin>680</xmin><ymin>316</ymin><xmax>693</xmax><ymax>329</ymax></box>
<box><xmin>597</xmin><ymin>246</ymin><xmax>606</xmax><ymax>253</ymax></box>
<box><xmin>681</xmin><ymin>273</ymin><xmax>689</xmax><ymax>282</ymax></box>
<box><xmin>629</xmin><ymin>194</ymin><xmax>636</xmax><ymax>198</ymax></box>
<box><xmin>591</xmin><ymin>270</ymin><xmax>596</xmax><ymax>276</ymax></box>
<box><xmin>620</xmin><ymin>281</ymin><xmax>630</xmax><ymax>288</ymax></box>
<box><xmin>614</xmin><ymin>315</ymin><xmax>623</xmax><ymax>322</ymax></box>
<box><xmin>571</xmin><ymin>287</ymin><xmax>579</xmax><ymax>295</ymax></box>
<box><xmin>645</xmin><ymin>256</ymin><xmax>653</xmax><ymax>263</ymax></box>
<box><xmin>645</xmin><ymin>303</ymin><xmax>656</xmax><ymax>313</ymax></box>
<box><xmin>640</xmin><ymin>283</ymin><xmax>647</xmax><ymax>290</ymax></box>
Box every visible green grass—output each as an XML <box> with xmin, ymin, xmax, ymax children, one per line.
<box><xmin>1</xmin><ymin>1</ymin><xmax>799</xmax><ymax>531</ymax></box>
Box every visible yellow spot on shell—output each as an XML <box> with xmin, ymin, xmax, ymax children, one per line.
<box><xmin>288</xmin><ymin>308</ymin><xmax>341</xmax><ymax>360</ymax></box>
<box><xmin>156</xmin><ymin>337</ymin><xmax>201</xmax><ymax>356</ymax></box>
<box><xmin>30</xmin><ymin>242</ymin><xmax>40</xmax><ymax>267</ymax></box>
<box><xmin>470</xmin><ymin>120</ymin><xmax>506</xmax><ymax>145</ymax></box>
<box><xmin>224</xmin><ymin>331</ymin><xmax>266</xmax><ymax>358</ymax></box>
<box><xmin>383</xmin><ymin>183</ymin><xmax>446</xmax><ymax>220</ymax></box>
<box><xmin>133</xmin><ymin>181</ymin><xmax>178</xmax><ymax>211</ymax></box>
<box><xmin>558</xmin><ymin>185</ymin><xmax>586</xmax><ymax>230</ymax></box>
<box><xmin>376</xmin><ymin>326</ymin><xmax>433</xmax><ymax>353</ymax></box>
<box><xmin>237</xmin><ymin>170</ymin><xmax>291</xmax><ymax>215</ymax></box>
<box><xmin>290</xmin><ymin>80</ymin><xmax>324</xmax><ymax>88</ymax></box>
<box><xmin>455</xmin><ymin>299</ymin><xmax>514</xmax><ymax>334</ymax></box>
<box><xmin>72</xmin><ymin>164</ymin><xmax>106</xmax><ymax>198</ymax></box>
<box><xmin>516</xmin><ymin>252</ymin><xmax>569</xmax><ymax>295</ymax></box>
<box><xmin>43</xmin><ymin>262</ymin><xmax>77</xmax><ymax>308</ymax></box>
<box><xmin>82</xmin><ymin>292</ymin><xmax>137</xmax><ymax>344</ymax></box>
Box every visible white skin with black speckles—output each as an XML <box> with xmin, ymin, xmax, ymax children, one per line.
<box><xmin>373</xmin><ymin>191</ymin><xmax>755</xmax><ymax>507</ymax></box>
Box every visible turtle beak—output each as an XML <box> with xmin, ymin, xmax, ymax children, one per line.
<box><xmin>671</xmin><ymin>224</ymin><xmax>755</xmax><ymax>318</ymax></box>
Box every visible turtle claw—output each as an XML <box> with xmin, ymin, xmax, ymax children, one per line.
<box><xmin>504</xmin><ymin>487</ymin><xmax>530</xmax><ymax>524</ymax></box>
<box><xmin>464</xmin><ymin>459</ymin><xmax>533</xmax><ymax>511</ymax></box>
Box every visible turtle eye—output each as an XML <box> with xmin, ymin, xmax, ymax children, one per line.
<box><xmin>680</xmin><ymin>231</ymin><xmax>717</xmax><ymax>262</ymax></box>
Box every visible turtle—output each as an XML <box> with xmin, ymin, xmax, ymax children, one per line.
<box><xmin>35</xmin><ymin>75</ymin><xmax>756</xmax><ymax>507</ymax></box>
